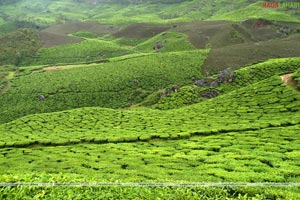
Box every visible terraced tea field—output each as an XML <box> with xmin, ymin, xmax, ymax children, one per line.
<box><xmin>0</xmin><ymin>50</ymin><xmax>208</xmax><ymax>124</ymax></box>
<box><xmin>31</xmin><ymin>39</ymin><xmax>131</xmax><ymax>65</ymax></box>
<box><xmin>1</xmin><ymin>50</ymin><xmax>300</xmax><ymax>198</ymax></box>
<box><xmin>134</xmin><ymin>31</ymin><xmax>196</xmax><ymax>53</ymax></box>
<box><xmin>1</xmin><ymin>125</ymin><xmax>299</xmax><ymax>182</ymax></box>
<box><xmin>1</xmin><ymin>74</ymin><xmax>300</xmax><ymax>145</ymax></box>
<box><xmin>153</xmin><ymin>57</ymin><xmax>300</xmax><ymax>109</ymax></box>
<box><xmin>0</xmin><ymin>72</ymin><xmax>300</xmax><ymax>199</ymax></box>
<box><xmin>1</xmin><ymin>1</ymin><xmax>300</xmax><ymax>198</ymax></box>
<box><xmin>1</xmin><ymin>0</ymin><xmax>298</xmax><ymax>26</ymax></box>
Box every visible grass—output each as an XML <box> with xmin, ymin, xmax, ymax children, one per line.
<box><xmin>293</xmin><ymin>70</ymin><xmax>300</xmax><ymax>90</ymax></box>
<box><xmin>0</xmin><ymin>124</ymin><xmax>300</xmax><ymax>183</ymax></box>
<box><xmin>148</xmin><ymin>85</ymin><xmax>207</xmax><ymax>109</ymax></box>
<box><xmin>219</xmin><ymin>57</ymin><xmax>300</xmax><ymax>92</ymax></box>
<box><xmin>71</xmin><ymin>31</ymin><xmax>99</xmax><ymax>38</ymax></box>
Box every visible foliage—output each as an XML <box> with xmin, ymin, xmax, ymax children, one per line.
<box><xmin>31</xmin><ymin>38</ymin><xmax>131</xmax><ymax>65</ymax></box>
<box><xmin>0</xmin><ymin>29</ymin><xmax>41</xmax><ymax>66</ymax></box>
<box><xmin>0</xmin><ymin>185</ymin><xmax>299</xmax><ymax>199</ymax></box>
<box><xmin>219</xmin><ymin>58</ymin><xmax>300</xmax><ymax>93</ymax></box>
<box><xmin>0</xmin><ymin>75</ymin><xmax>300</xmax><ymax>199</ymax></box>
<box><xmin>0</xmin><ymin>66</ymin><xmax>16</xmax><ymax>95</ymax></box>
<box><xmin>134</xmin><ymin>31</ymin><xmax>196</xmax><ymax>53</ymax></box>
<box><xmin>211</xmin><ymin>2</ymin><xmax>300</xmax><ymax>23</ymax></box>
<box><xmin>151</xmin><ymin>85</ymin><xmax>207</xmax><ymax>109</ymax></box>
<box><xmin>0</xmin><ymin>1</ymin><xmax>300</xmax><ymax>198</ymax></box>
<box><xmin>1</xmin><ymin>74</ymin><xmax>300</xmax><ymax>147</ymax></box>
<box><xmin>150</xmin><ymin>57</ymin><xmax>300</xmax><ymax>110</ymax></box>
<box><xmin>71</xmin><ymin>31</ymin><xmax>99</xmax><ymax>38</ymax></box>
<box><xmin>293</xmin><ymin>70</ymin><xmax>300</xmax><ymax>91</ymax></box>
<box><xmin>0</xmin><ymin>0</ymin><xmax>298</xmax><ymax>26</ymax></box>
<box><xmin>0</xmin><ymin>50</ymin><xmax>208</xmax><ymax>124</ymax></box>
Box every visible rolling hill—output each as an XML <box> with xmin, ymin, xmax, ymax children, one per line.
<box><xmin>0</xmin><ymin>0</ymin><xmax>299</xmax><ymax>26</ymax></box>
<box><xmin>0</xmin><ymin>0</ymin><xmax>300</xmax><ymax>199</ymax></box>
<box><xmin>0</xmin><ymin>50</ymin><xmax>208</xmax><ymax>124</ymax></box>
<box><xmin>0</xmin><ymin>65</ymin><xmax>300</xmax><ymax>198</ymax></box>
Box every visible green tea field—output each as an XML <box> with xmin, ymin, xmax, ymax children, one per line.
<box><xmin>0</xmin><ymin>0</ymin><xmax>300</xmax><ymax>199</ymax></box>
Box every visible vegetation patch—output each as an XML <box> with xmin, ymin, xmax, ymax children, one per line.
<box><xmin>0</xmin><ymin>29</ymin><xmax>41</xmax><ymax>66</ymax></box>
<box><xmin>31</xmin><ymin>38</ymin><xmax>132</xmax><ymax>65</ymax></box>
<box><xmin>135</xmin><ymin>31</ymin><xmax>196</xmax><ymax>53</ymax></box>
<box><xmin>0</xmin><ymin>1</ymin><xmax>300</xmax><ymax>199</ymax></box>
<box><xmin>0</xmin><ymin>50</ymin><xmax>208</xmax><ymax>123</ymax></box>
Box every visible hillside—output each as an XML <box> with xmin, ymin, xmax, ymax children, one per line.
<box><xmin>1</xmin><ymin>73</ymin><xmax>300</xmax><ymax>147</ymax></box>
<box><xmin>0</xmin><ymin>50</ymin><xmax>208</xmax><ymax>124</ymax></box>
<box><xmin>0</xmin><ymin>0</ymin><xmax>299</xmax><ymax>27</ymax></box>
<box><xmin>1</xmin><ymin>0</ymin><xmax>300</xmax><ymax>199</ymax></box>
<box><xmin>0</xmin><ymin>71</ymin><xmax>300</xmax><ymax>198</ymax></box>
<box><xmin>1</xmin><ymin>0</ymin><xmax>300</xmax><ymax>67</ymax></box>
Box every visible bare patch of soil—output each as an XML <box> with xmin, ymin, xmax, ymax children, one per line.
<box><xmin>31</xmin><ymin>64</ymin><xmax>100</xmax><ymax>74</ymax></box>
<box><xmin>31</xmin><ymin>65</ymin><xmax>82</xmax><ymax>74</ymax></box>
<box><xmin>281</xmin><ymin>74</ymin><xmax>298</xmax><ymax>88</ymax></box>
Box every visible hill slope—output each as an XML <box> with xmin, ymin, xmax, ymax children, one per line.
<box><xmin>0</xmin><ymin>50</ymin><xmax>208</xmax><ymax>124</ymax></box>
<box><xmin>0</xmin><ymin>0</ymin><xmax>299</xmax><ymax>27</ymax></box>
<box><xmin>36</xmin><ymin>19</ymin><xmax>300</xmax><ymax>68</ymax></box>
<box><xmin>0</xmin><ymin>74</ymin><xmax>299</xmax><ymax>189</ymax></box>
<box><xmin>1</xmin><ymin>1</ymin><xmax>300</xmax><ymax>199</ymax></box>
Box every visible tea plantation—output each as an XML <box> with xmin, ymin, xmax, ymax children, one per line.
<box><xmin>134</xmin><ymin>31</ymin><xmax>196</xmax><ymax>53</ymax></box>
<box><xmin>1</xmin><ymin>0</ymin><xmax>300</xmax><ymax>198</ymax></box>
<box><xmin>153</xmin><ymin>57</ymin><xmax>300</xmax><ymax>109</ymax></box>
<box><xmin>0</xmin><ymin>50</ymin><xmax>208</xmax><ymax>124</ymax></box>
<box><xmin>1</xmin><ymin>51</ymin><xmax>300</xmax><ymax>198</ymax></box>
<box><xmin>0</xmin><ymin>71</ymin><xmax>300</xmax><ymax>198</ymax></box>
<box><xmin>30</xmin><ymin>39</ymin><xmax>131</xmax><ymax>65</ymax></box>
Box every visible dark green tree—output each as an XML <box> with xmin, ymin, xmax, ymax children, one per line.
<box><xmin>0</xmin><ymin>29</ymin><xmax>42</xmax><ymax>66</ymax></box>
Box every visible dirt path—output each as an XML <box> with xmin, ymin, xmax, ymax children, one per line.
<box><xmin>281</xmin><ymin>74</ymin><xmax>297</xmax><ymax>88</ymax></box>
<box><xmin>32</xmin><ymin>65</ymin><xmax>77</xmax><ymax>74</ymax></box>
<box><xmin>31</xmin><ymin>64</ymin><xmax>99</xmax><ymax>74</ymax></box>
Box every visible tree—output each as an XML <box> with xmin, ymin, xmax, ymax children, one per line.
<box><xmin>0</xmin><ymin>29</ymin><xmax>42</xmax><ymax>66</ymax></box>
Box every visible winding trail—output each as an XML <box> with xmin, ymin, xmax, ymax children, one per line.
<box><xmin>31</xmin><ymin>64</ymin><xmax>99</xmax><ymax>74</ymax></box>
